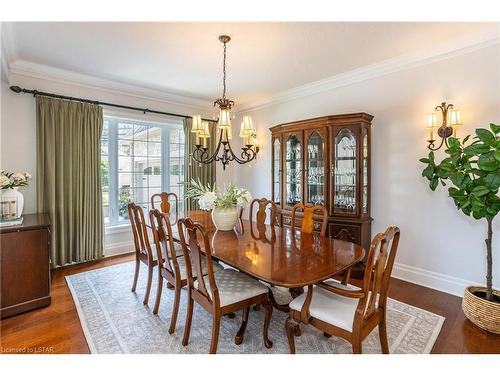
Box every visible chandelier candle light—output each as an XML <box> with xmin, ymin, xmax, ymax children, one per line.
<box><xmin>190</xmin><ymin>35</ymin><xmax>259</xmax><ymax>170</ymax></box>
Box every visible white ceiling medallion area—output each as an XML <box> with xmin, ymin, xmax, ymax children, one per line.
<box><xmin>2</xmin><ymin>25</ymin><xmax>499</xmax><ymax>113</ymax></box>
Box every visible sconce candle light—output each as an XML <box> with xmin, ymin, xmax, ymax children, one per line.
<box><xmin>426</xmin><ymin>102</ymin><xmax>462</xmax><ymax>151</ymax></box>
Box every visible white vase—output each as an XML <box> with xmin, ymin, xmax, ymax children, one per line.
<box><xmin>211</xmin><ymin>206</ymin><xmax>239</xmax><ymax>231</ymax></box>
<box><xmin>0</xmin><ymin>187</ymin><xmax>24</xmax><ymax>220</ymax></box>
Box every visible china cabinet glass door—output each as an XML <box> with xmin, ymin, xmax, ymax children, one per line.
<box><xmin>362</xmin><ymin>127</ymin><xmax>369</xmax><ymax>214</ymax></box>
<box><xmin>272</xmin><ymin>137</ymin><xmax>281</xmax><ymax>203</ymax></box>
<box><xmin>306</xmin><ymin>131</ymin><xmax>326</xmax><ymax>205</ymax></box>
<box><xmin>333</xmin><ymin>128</ymin><xmax>358</xmax><ymax>214</ymax></box>
<box><xmin>285</xmin><ymin>134</ymin><xmax>302</xmax><ymax>207</ymax></box>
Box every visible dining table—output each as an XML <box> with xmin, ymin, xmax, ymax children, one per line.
<box><xmin>162</xmin><ymin>209</ymin><xmax>366</xmax><ymax>312</ymax></box>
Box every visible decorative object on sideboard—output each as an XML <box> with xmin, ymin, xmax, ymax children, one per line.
<box><xmin>185</xmin><ymin>179</ymin><xmax>252</xmax><ymax>231</ymax></box>
<box><xmin>426</xmin><ymin>101</ymin><xmax>462</xmax><ymax>151</ymax></box>
<box><xmin>420</xmin><ymin>123</ymin><xmax>500</xmax><ymax>334</ymax></box>
<box><xmin>0</xmin><ymin>170</ymin><xmax>32</xmax><ymax>224</ymax></box>
<box><xmin>190</xmin><ymin>35</ymin><xmax>260</xmax><ymax>170</ymax></box>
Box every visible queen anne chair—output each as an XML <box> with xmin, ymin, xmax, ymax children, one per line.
<box><xmin>149</xmin><ymin>209</ymin><xmax>223</xmax><ymax>333</ymax></box>
<box><xmin>291</xmin><ymin>203</ymin><xmax>328</xmax><ymax>237</ymax></box>
<box><xmin>151</xmin><ymin>192</ymin><xmax>178</xmax><ymax>217</ymax></box>
<box><xmin>128</xmin><ymin>203</ymin><xmax>157</xmax><ymax>305</ymax></box>
<box><xmin>285</xmin><ymin>226</ymin><xmax>401</xmax><ymax>354</ymax></box>
<box><xmin>178</xmin><ymin>217</ymin><xmax>274</xmax><ymax>354</ymax></box>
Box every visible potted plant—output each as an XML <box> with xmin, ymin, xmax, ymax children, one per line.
<box><xmin>0</xmin><ymin>170</ymin><xmax>32</xmax><ymax>221</ymax></box>
<box><xmin>420</xmin><ymin>123</ymin><xmax>500</xmax><ymax>334</ymax></box>
<box><xmin>185</xmin><ymin>179</ymin><xmax>252</xmax><ymax>231</ymax></box>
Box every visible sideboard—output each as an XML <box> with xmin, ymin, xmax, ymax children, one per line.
<box><xmin>0</xmin><ymin>213</ymin><xmax>51</xmax><ymax>319</ymax></box>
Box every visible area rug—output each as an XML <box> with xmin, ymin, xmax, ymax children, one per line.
<box><xmin>65</xmin><ymin>261</ymin><xmax>444</xmax><ymax>354</ymax></box>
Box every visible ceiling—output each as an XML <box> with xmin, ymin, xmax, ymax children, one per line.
<box><xmin>3</xmin><ymin>22</ymin><xmax>498</xmax><ymax>108</ymax></box>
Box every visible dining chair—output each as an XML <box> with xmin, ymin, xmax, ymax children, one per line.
<box><xmin>149</xmin><ymin>209</ymin><xmax>223</xmax><ymax>333</ymax></box>
<box><xmin>285</xmin><ymin>226</ymin><xmax>401</xmax><ymax>354</ymax></box>
<box><xmin>151</xmin><ymin>192</ymin><xmax>178</xmax><ymax>217</ymax></box>
<box><xmin>178</xmin><ymin>217</ymin><xmax>274</xmax><ymax>354</ymax></box>
<box><xmin>249</xmin><ymin>198</ymin><xmax>280</xmax><ymax>229</ymax></box>
<box><xmin>128</xmin><ymin>203</ymin><xmax>157</xmax><ymax>305</ymax></box>
<box><xmin>291</xmin><ymin>202</ymin><xmax>328</xmax><ymax>237</ymax></box>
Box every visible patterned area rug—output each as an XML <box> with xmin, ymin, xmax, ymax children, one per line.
<box><xmin>66</xmin><ymin>262</ymin><xmax>444</xmax><ymax>354</ymax></box>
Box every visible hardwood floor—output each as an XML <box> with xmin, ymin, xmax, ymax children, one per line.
<box><xmin>1</xmin><ymin>253</ymin><xmax>499</xmax><ymax>354</ymax></box>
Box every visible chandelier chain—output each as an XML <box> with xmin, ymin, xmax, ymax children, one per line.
<box><xmin>222</xmin><ymin>41</ymin><xmax>227</xmax><ymax>100</ymax></box>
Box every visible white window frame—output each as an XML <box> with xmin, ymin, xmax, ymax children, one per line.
<box><xmin>103</xmin><ymin>115</ymin><xmax>184</xmax><ymax>228</ymax></box>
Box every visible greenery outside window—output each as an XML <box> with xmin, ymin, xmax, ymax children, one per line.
<box><xmin>101</xmin><ymin>115</ymin><xmax>185</xmax><ymax>227</ymax></box>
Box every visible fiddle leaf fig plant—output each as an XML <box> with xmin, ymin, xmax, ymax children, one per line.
<box><xmin>420</xmin><ymin>123</ymin><xmax>500</xmax><ymax>302</ymax></box>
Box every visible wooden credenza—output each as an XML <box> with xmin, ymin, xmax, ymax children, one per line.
<box><xmin>0</xmin><ymin>214</ymin><xmax>51</xmax><ymax>319</ymax></box>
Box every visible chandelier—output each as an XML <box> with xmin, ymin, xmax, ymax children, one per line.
<box><xmin>191</xmin><ymin>35</ymin><xmax>259</xmax><ymax>170</ymax></box>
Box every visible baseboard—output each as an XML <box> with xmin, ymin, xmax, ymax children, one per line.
<box><xmin>392</xmin><ymin>262</ymin><xmax>481</xmax><ymax>297</ymax></box>
<box><xmin>104</xmin><ymin>241</ymin><xmax>134</xmax><ymax>257</ymax></box>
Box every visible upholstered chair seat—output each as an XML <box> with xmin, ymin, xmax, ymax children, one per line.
<box><xmin>289</xmin><ymin>282</ymin><xmax>377</xmax><ymax>333</ymax></box>
<box><xmin>168</xmin><ymin>256</ymin><xmax>223</xmax><ymax>281</ymax></box>
<box><xmin>195</xmin><ymin>268</ymin><xmax>269</xmax><ymax>307</ymax></box>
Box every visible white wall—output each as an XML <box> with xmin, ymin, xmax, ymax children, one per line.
<box><xmin>0</xmin><ymin>69</ymin><xmax>225</xmax><ymax>256</ymax></box>
<box><xmin>237</xmin><ymin>44</ymin><xmax>500</xmax><ymax>296</ymax></box>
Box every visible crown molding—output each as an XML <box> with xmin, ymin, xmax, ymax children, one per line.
<box><xmin>7</xmin><ymin>59</ymin><xmax>214</xmax><ymax>111</ymax></box>
<box><xmin>1</xmin><ymin>23</ymin><xmax>17</xmax><ymax>79</ymax></box>
<box><xmin>238</xmin><ymin>27</ymin><xmax>500</xmax><ymax>113</ymax></box>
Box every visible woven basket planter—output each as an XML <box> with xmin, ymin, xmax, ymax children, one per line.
<box><xmin>462</xmin><ymin>286</ymin><xmax>500</xmax><ymax>334</ymax></box>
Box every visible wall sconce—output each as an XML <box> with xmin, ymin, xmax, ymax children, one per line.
<box><xmin>426</xmin><ymin>102</ymin><xmax>462</xmax><ymax>150</ymax></box>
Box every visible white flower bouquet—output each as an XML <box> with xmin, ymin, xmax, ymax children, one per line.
<box><xmin>185</xmin><ymin>179</ymin><xmax>252</xmax><ymax>211</ymax></box>
<box><xmin>0</xmin><ymin>170</ymin><xmax>32</xmax><ymax>190</ymax></box>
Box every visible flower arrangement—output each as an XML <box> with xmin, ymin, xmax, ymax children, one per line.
<box><xmin>185</xmin><ymin>179</ymin><xmax>252</xmax><ymax>211</ymax></box>
<box><xmin>0</xmin><ymin>170</ymin><xmax>32</xmax><ymax>190</ymax></box>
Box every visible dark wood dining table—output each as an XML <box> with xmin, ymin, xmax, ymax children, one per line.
<box><xmin>164</xmin><ymin>210</ymin><xmax>366</xmax><ymax>310</ymax></box>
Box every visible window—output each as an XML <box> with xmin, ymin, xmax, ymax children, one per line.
<box><xmin>101</xmin><ymin>115</ymin><xmax>185</xmax><ymax>227</ymax></box>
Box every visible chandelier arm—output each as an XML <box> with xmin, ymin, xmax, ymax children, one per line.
<box><xmin>223</xmin><ymin>137</ymin><xmax>257</xmax><ymax>164</ymax></box>
<box><xmin>191</xmin><ymin>131</ymin><xmax>226</xmax><ymax>164</ymax></box>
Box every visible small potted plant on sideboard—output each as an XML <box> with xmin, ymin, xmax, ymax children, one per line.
<box><xmin>420</xmin><ymin>123</ymin><xmax>500</xmax><ymax>334</ymax></box>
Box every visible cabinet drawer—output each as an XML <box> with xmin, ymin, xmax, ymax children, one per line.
<box><xmin>329</xmin><ymin>223</ymin><xmax>361</xmax><ymax>244</ymax></box>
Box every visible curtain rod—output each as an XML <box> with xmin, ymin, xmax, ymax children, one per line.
<box><xmin>9</xmin><ymin>85</ymin><xmax>213</xmax><ymax>122</ymax></box>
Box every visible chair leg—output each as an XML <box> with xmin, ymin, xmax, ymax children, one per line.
<box><xmin>168</xmin><ymin>283</ymin><xmax>181</xmax><ymax>334</ymax></box>
<box><xmin>235</xmin><ymin>308</ymin><xmax>249</xmax><ymax>345</ymax></box>
<box><xmin>285</xmin><ymin>317</ymin><xmax>299</xmax><ymax>354</ymax></box>
<box><xmin>182</xmin><ymin>290</ymin><xmax>194</xmax><ymax>346</ymax></box>
<box><xmin>143</xmin><ymin>264</ymin><xmax>154</xmax><ymax>305</ymax></box>
<box><xmin>152</xmin><ymin>273</ymin><xmax>163</xmax><ymax>314</ymax></box>
<box><xmin>352</xmin><ymin>336</ymin><xmax>362</xmax><ymax>354</ymax></box>
<box><xmin>209</xmin><ymin>314</ymin><xmax>221</xmax><ymax>354</ymax></box>
<box><xmin>131</xmin><ymin>259</ymin><xmax>140</xmax><ymax>292</ymax></box>
<box><xmin>262</xmin><ymin>299</ymin><xmax>273</xmax><ymax>349</ymax></box>
<box><xmin>253</xmin><ymin>304</ymin><xmax>261</xmax><ymax>311</ymax></box>
<box><xmin>379</xmin><ymin>311</ymin><xmax>389</xmax><ymax>354</ymax></box>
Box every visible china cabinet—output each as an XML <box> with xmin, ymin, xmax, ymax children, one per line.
<box><xmin>270</xmin><ymin>113</ymin><xmax>373</xmax><ymax>275</ymax></box>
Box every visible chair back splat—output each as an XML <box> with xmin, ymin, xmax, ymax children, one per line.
<box><xmin>128</xmin><ymin>203</ymin><xmax>153</xmax><ymax>261</ymax></box>
<box><xmin>151</xmin><ymin>192</ymin><xmax>179</xmax><ymax>218</ymax></box>
<box><xmin>291</xmin><ymin>203</ymin><xmax>328</xmax><ymax>237</ymax></box>
<box><xmin>360</xmin><ymin>226</ymin><xmax>401</xmax><ymax>318</ymax></box>
<box><xmin>150</xmin><ymin>209</ymin><xmax>179</xmax><ymax>276</ymax></box>
<box><xmin>177</xmin><ymin>218</ymin><xmax>219</xmax><ymax>306</ymax></box>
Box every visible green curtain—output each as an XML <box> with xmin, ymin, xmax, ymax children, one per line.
<box><xmin>36</xmin><ymin>96</ymin><xmax>104</xmax><ymax>267</ymax></box>
<box><xmin>183</xmin><ymin>118</ymin><xmax>216</xmax><ymax>210</ymax></box>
